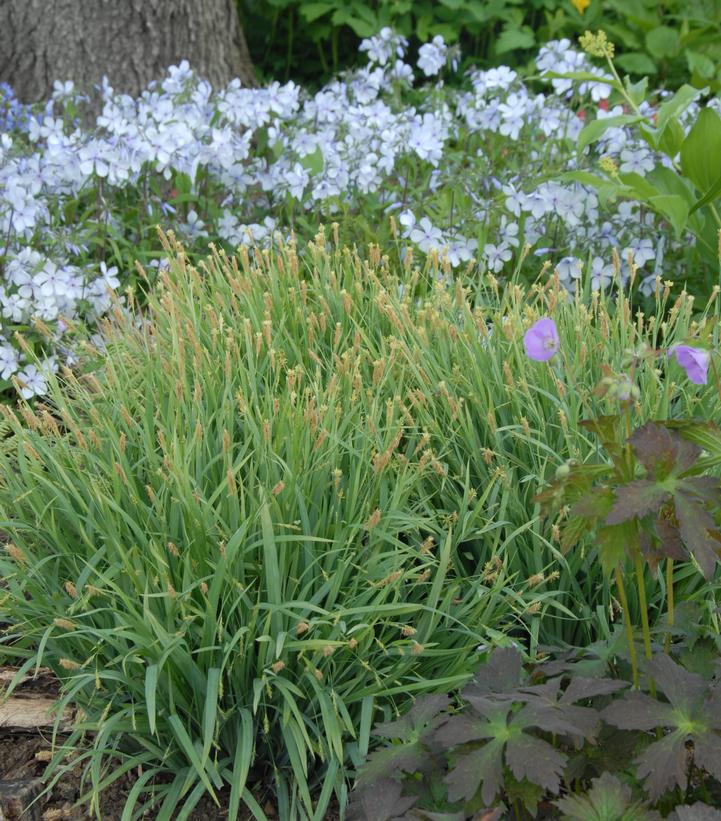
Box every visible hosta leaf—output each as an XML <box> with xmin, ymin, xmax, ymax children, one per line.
<box><xmin>554</xmin><ymin>772</ymin><xmax>660</xmax><ymax>821</ymax></box>
<box><xmin>605</xmin><ymin>480</ymin><xmax>671</xmax><ymax>525</ymax></box>
<box><xmin>347</xmin><ymin>778</ymin><xmax>417</xmax><ymax>821</ymax></box>
<box><xmin>504</xmin><ymin>733</ymin><xmax>566</xmax><ymax>795</ymax></box>
<box><xmin>445</xmin><ymin>741</ymin><xmax>504</xmax><ymax>805</ymax></box>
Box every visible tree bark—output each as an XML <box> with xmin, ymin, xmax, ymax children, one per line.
<box><xmin>0</xmin><ymin>0</ymin><xmax>257</xmax><ymax>105</ymax></box>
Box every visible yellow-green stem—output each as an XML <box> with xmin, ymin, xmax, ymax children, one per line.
<box><xmin>664</xmin><ymin>558</ymin><xmax>674</xmax><ymax>654</ymax></box>
<box><xmin>634</xmin><ymin>553</ymin><xmax>656</xmax><ymax>697</ymax></box>
<box><xmin>614</xmin><ymin>564</ymin><xmax>639</xmax><ymax>688</ymax></box>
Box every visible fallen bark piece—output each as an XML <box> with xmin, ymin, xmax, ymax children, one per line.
<box><xmin>0</xmin><ymin>777</ymin><xmax>44</xmax><ymax>820</ymax></box>
<box><xmin>0</xmin><ymin>697</ymin><xmax>71</xmax><ymax>732</ymax></box>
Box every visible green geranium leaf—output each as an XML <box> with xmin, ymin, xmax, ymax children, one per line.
<box><xmin>597</xmin><ymin>521</ymin><xmax>640</xmax><ymax>575</ymax></box>
<box><xmin>555</xmin><ymin>771</ymin><xmax>660</xmax><ymax>820</ymax></box>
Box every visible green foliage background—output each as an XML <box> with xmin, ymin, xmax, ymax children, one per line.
<box><xmin>238</xmin><ymin>0</ymin><xmax>721</xmax><ymax>91</ymax></box>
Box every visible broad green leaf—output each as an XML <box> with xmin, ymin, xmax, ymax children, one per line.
<box><xmin>655</xmin><ymin>84</ymin><xmax>702</xmax><ymax>134</ymax></box>
<box><xmin>577</xmin><ymin>115</ymin><xmax>645</xmax><ymax>155</ymax></box>
<box><xmin>298</xmin><ymin>2</ymin><xmax>334</xmax><ymax>22</ymax></box>
<box><xmin>615</xmin><ymin>52</ymin><xmax>657</xmax><ymax>76</ymax></box>
<box><xmin>657</xmin><ymin>118</ymin><xmax>685</xmax><ymax>160</ymax></box>
<box><xmin>495</xmin><ymin>26</ymin><xmax>535</xmax><ymax>54</ymax></box>
<box><xmin>690</xmin><ymin>172</ymin><xmax>721</xmax><ymax>214</ymax></box>
<box><xmin>686</xmin><ymin>50</ymin><xmax>716</xmax><ymax>80</ymax></box>
<box><xmin>300</xmin><ymin>145</ymin><xmax>324</xmax><ymax>175</ymax></box>
<box><xmin>624</xmin><ymin>76</ymin><xmax>649</xmax><ymax>108</ymax></box>
<box><xmin>649</xmin><ymin>194</ymin><xmax>689</xmax><ymax>238</ymax></box>
<box><xmin>680</xmin><ymin>108</ymin><xmax>721</xmax><ymax>193</ymax></box>
<box><xmin>645</xmin><ymin>26</ymin><xmax>680</xmax><ymax>59</ymax></box>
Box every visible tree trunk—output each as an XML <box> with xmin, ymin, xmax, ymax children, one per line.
<box><xmin>0</xmin><ymin>0</ymin><xmax>257</xmax><ymax>105</ymax></box>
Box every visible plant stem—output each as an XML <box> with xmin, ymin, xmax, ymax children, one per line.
<box><xmin>634</xmin><ymin>553</ymin><xmax>656</xmax><ymax>697</ymax></box>
<box><xmin>614</xmin><ymin>565</ymin><xmax>639</xmax><ymax>688</ymax></box>
<box><xmin>664</xmin><ymin>558</ymin><xmax>674</xmax><ymax>654</ymax></box>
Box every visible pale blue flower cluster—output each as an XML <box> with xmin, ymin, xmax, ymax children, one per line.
<box><xmin>0</xmin><ymin>32</ymin><xmax>714</xmax><ymax>397</ymax></box>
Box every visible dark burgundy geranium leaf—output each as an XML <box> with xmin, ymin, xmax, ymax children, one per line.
<box><xmin>629</xmin><ymin>423</ymin><xmax>701</xmax><ymax>479</ymax></box>
<box><xmin>560</xmin><ymin>675</ymin><xmax>629</xmax><ymax>704</ymax></box>
<box><xmin>504</xmin><ymin>733</ymin><xmax>566</xmax><ymax>795</ymax></box>
<box><xmin>605</xmin><ymin>480</ymin><xmax>671</xmax><ymax>525</ymax></box>
<box><xmin>653</xmin><ymin>516</ymin><xmax>688</xmax><ymax>562</ymax></box>
<box><xmin>674</xmin><ymin>490</ymin><xmax>721</xmax><ymax>579</ymax></box>
<box><xmin>433</xmin><ymin>712</ymin><xmax>500</xmax><ymax>748</ymax></box>
<box><xmin>603</xmin><ymin>654</ymin><xmax>721</xmax><ymax>801</ymax></box>
<box><xmin>462</xmin><ymin>647</ymin><xmax>524</xmax><ymax>698</ymax></box>
<box><xmin>372</xmin><ymin>694</ymin><xmax>450</xmax><ymax>741</ymax></box>
<box><xmin>647</xmin><ymin>653</ymin><xmax>707</xmax><ymax>709</ymax></box>
<box><xmin>601</xmin><ymin>691</ymin><xmax>675</xmax><ymax>731</ymax></box>
<box><xmin>681</xmin><ymin>475</ymin><xmax>721</xmax><ymax>505</ymax></box>
<box><xmin>348</xmin><ymin>778</ymin><xmax>417</xmax><ymax>821</ymax></box>
<box><xmin>635</xmin><ymin>733</ymin><xmax>691</xmax><ymax>801</ymax></box>
<box><xmin>444</xmin><ymin>741</ymin><xmax>504</xmax><ymax>806</ymax></box>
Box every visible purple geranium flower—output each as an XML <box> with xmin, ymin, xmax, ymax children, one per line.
<box><xmin>523</xmin><ymin>317</ymin><xmax>560</xmax><ymax>361</ymax></box>
<box><xmin>668</xmin><ymin>345</ymin><xmax>709</xmax><ymax>385</ymax></box>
